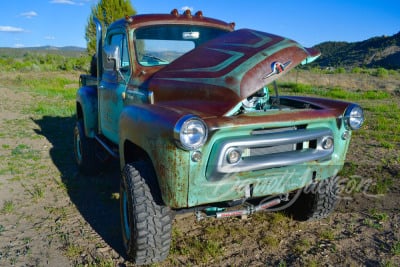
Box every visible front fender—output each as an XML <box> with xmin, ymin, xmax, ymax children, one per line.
<box><xmin>76</xmin><ymin>86</ymin><xmax>98</xmax><ymax>137</ymax></box>
<box><xmin>119</xmin><ymin>104</ymin><xmax>190</xmax><ymax>208</ymax></box>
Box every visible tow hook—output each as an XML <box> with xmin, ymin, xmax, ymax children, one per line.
<box><xmin>196</xmin><ymin>196</ymin><xmax>285</xmax><ymax>221</ymax></box>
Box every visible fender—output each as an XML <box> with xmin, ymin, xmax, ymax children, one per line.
<box><xmin>119</xmin><ymin>104</ymin><xmax>190</xmax><ymax>208</ymax></box>
<box><xmin>76</xmin><ymin>86</ymin><xmax>98</xmax><ymax>138</ymax></box>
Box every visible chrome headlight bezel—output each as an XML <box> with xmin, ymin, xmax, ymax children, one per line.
<box><xmin>344</xmin><ymin>104</ymin><xmax>364</xmax><ymax>130</ymax></box>
<box><xmin>174</xmin><ymin>115</ymin><xmax>208</xmax><ymax>150</ymax></box>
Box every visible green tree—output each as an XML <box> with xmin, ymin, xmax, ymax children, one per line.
<box><xmin>85</xmin><ymin>0</ymin><xmax>136</xmax><ymax>55</ymax></box>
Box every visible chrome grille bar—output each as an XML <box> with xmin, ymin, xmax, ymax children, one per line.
<box><xmin>206</xmin><ymin>127</ymin><xmax>334</xmax><ymax>181</ymax></box>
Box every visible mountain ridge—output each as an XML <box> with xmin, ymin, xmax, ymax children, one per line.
<box><xmin>313</xmin><ymin>31</ymin><xmax>400</xmax><ymax>69</ymax></box>
<box><xmin>1</xmin><ymin>32</ymin><xmax>399</xmax><ymax>69</ymax></box>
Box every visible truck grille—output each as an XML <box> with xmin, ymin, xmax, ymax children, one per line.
<box><xmin>249</xmin><ymin>144</ymin><xmax>295</xmax><ymax>156</ymax></box>
<box><xmin>250</xmin><ymin>127</ymin><xmax>297</xmax><ymax>156</ymax></box>
<box><xmin>206</xmin><ymin>127</ymin><xmax>334</xmax><ymax>181</ymax></box>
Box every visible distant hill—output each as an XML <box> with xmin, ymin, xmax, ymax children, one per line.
<box><xmin>21</xmin><ymin>45</ymin><xmax>85</xmax><ymax>52</ymax></box>
<box><xmin>0</xmin><ymin>46</ymin><xmax>86</xmax><ymax>58</ymax></box>
<box><xmin>2</xmin><ymin>33</ymin><xmax>400</xmax><ymax>70</ymax></box>
<box><xmin>313</xmin><ymin>32</ymin><xmax>400</xmax><ymax>69</ymax></box>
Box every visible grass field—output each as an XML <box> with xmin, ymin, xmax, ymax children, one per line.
<box><xmin>0</xmin><ymin>68</ymin><xmax>399</xmax><ymax>266</ymax></box>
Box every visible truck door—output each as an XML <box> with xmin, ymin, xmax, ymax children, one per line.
<box><xmin>98</xmin><ymin>31</ymin><xmax>130</xmax><ymax>144</ymax></box>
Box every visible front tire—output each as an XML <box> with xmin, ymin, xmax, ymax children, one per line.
<box><xmin>286</xmin><ymin>176</ymin><xmax>339</xmax><ymax>221</ymax></box>
<box><xmin>73</xmin><ymin>120</ymin><xmax>99</xmax><ymax>175</ymax></box>
<box><xmin>120</xmin><ymin>162</ymin><xmax>172</xmax><ymax>265</ymax></box>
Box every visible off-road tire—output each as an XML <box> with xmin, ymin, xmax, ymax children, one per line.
<box><xmin>286</xmin><ymin>176</ymin><xmax>339</xmax><ymax>221</ymax></box>
<box><xmin>73</xmin><ymin>120</ymin><xmax>99</xmax><ymax>175</ymax></box>
<box><xmin>120</xmin><ymin>162</ymin><xmax>172</xmax><ymax>265</ymax></box>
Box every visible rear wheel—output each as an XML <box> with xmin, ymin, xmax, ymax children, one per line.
<box><xmin>73</xmin><ymin>120</ymin><xmax>100</xmax><ymax>175</ymax></box>
<box><xmin>120</xmin><ymin>162</ymin><xmax>172</xmax><ymax>265</ymax></box>
<box><xmin>286</xmin><ymin>176</ymin><xmax>339</xmax><ymax>221</ymax></box>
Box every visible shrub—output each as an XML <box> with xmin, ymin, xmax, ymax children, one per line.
<box><xmin>335</xmin><ymin>67</ymin><xmax>346</xmax><ymax>74</ymax></box>
<box><xmin>351</xmin><ymin>67</ymin><xmax>361</xmax><ymax>74</ymax></box>
<box><xmin>375</xmin><ymin>67</ymin><xmax>388</xmax><ymax>78</ymax></box>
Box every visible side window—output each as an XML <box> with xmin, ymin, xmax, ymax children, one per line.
<box><xmin>109</xmin><ymin>33</ymin><xmax>130</xmax><ymax>68</ymax></box>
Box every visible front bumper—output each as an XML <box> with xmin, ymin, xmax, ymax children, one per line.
<box><xmin>187</xmin><ymin>118</ymin><xmax>351</xmax><ymax>207</ymax></box>
<box><xmin>206</xmin><ymin>127</ymin><xmax>334</xmax><ymax>181</ymax></box>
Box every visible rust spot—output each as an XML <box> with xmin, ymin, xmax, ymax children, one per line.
<box><xmin>225</xmin><ymin>75</ymin><xmax>237</xmax><ymax>86</ymax></box>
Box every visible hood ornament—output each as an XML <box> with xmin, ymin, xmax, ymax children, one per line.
<box><xmin>262</xmin><ymin>61</ymin><xmax>291</xmax><ymax>80</ymax></box>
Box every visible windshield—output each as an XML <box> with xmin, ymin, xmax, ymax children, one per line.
<box><xmin>134</xmin><ymin>24</ymin><xmax>229</xmax><ymax>67</ymax></box>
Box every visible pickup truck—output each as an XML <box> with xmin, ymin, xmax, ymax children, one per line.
<box><xmin>74</xmin><ymin>9</ymin><xmax>364</xmax><ymax>264</ymax></box>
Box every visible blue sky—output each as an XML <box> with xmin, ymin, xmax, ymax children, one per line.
<box><xmin>0</xmin><ymin>0</ymin><xmax>399</xmax><ymax>48</ymax></box>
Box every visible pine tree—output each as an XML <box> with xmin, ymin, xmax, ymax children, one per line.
<box><xmin>85</xmin><ymin>0</ymin><xmax>136</xmax><ymax>55</ymax></box>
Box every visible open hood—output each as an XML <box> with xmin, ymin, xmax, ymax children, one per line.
<box><xmin>148</xmin><ymin>29</ymin><xmax>320</xmax><ymax>114</ymax></box>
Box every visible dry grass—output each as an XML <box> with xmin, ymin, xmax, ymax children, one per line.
<box><xmin>283</xmin><ymin>69</ymin><xmax>400</xmax><ymax>92</ymax></box>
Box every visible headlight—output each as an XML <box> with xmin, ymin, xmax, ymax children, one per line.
<box><xmin>344</xmin><ymin>104</ymin><xmax>364</xmax><ymax>130</ymax></box>
<box><xmin>174</xmin><ymin>115</ymin><xmax>208</xmax><ymax>150</ymax></box>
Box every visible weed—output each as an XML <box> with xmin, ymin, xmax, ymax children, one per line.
<box><xmin>269</xmin><ymin>212</ymin><xmax>290</xmax><ymax>226</ymax></box>
<box><xmin>335</xmin><ymin>67</ymin><xmax>346</xmax><ymax>74</ymax></box>
<box><xmin>11</xmin><ymin>144</ymin><xmax>41</xmax><ymax>161</ymax></box>
<box><xmin>391</xmin><ymin>241</ymin><xmax>400</xmax><ymax>255</ymax></box>
<box><xmin>2</xmin><ymin>144</ymin><xmax>10</xmax><ymax>149</ymax></box>
<box><xmin>1</xmin><ymin>200</ymin><xmax>14</xmax><ymax>214</ymax></box>
<box><xmin>369</xmin><ymin>209</ymin><xmax>388</xmax><ymax>222</ymax></box>
<box><xmin>339</xmin><ymin>162</ymin><xmax>358</xmax><ymax>177</ymax></box>
<box><xmin>31</xmin><ymin>184</ymin><xmax>45</xmax><ymax>201</ymax></box>
<box><xmin>363</xmin><ymin>209</ymin><xmax>388</xmax><ymax>230</ymax></box>
<box><xmin>65</xmin><ymin>244</ymin><xmax>84</xmax><ymax>258</ymax></box>
<box><xmin>260</xmin><ymin>235</ymin><xmax>280</xmax><ymax>248</ymax></box>
<box><xmin>319</xmin><ymin>229</ymin><xmax>336</xmax><ymax>240</ymax></box>
<box><xmin>381</xmin><ymin>260</ymin><xmax>398</xmax><ymax>267</ymax></box>
<box><xmin>375</xmin><ymin>68</ymin><xmax>389</xmax><ymax>78</ymax></box>
<box><xmin>363</xmin><ymin>218</ymin><xmax>380</xmax><ymax>229</ymax></box>
<box><xmin>278</xmin><ymin>82</ymin><xmax>314</xmax><ymax>94</ymax></box>
<box><xmin>293</xmin><ymin>238</ymin><xmax>312</xmax><ymax>254</ymax></box>
<box><xmin>0</xmin><ymin>224</ymin><xmax>5</xmax><ymax>235</ymax></box>
<box><xmin>205</xmin><ymin>224</ymin><xmax>227</xmax><ymax>240</ymax></box>
<box><xmin>305</xmin><ymin>259</ymin><xmax>319</xmax><ymax>267</ymax></box>
<box><xmin>361</xmin><ymin>90</ymin><xmax>390</xmax><ymax>100</ymax></box>
<box><xmin>171</xmin><ymin>226</ymin><xmax>224</xmax><ymax>264</ymax></box>
<box><xmin>23</xmin><ymin>237</ymin><xmax>32</xmax><ymax>244</ymax></box>
<box><xmin>370</xmin><ymin>176</ymin><xmax>393</xmax><ymax>195</ymax></box>
<box><xmin>381</xmin><ymin>141</ymin><xmax>395</xmax><ymax>149</ymax></box>
<box><xmin>10</xmin><ymin>257</ymin><xmax>17</xmax><ymax>266</ymax></box>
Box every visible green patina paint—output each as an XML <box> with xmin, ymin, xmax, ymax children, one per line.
<box><xmin>187</xmin><ymin>117</ymin><xmax>350</xmax><ymax>207</ymax></box>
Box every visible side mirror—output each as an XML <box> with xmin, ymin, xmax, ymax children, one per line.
<box><xmin>103</xmin><ymin>45</ymin><xmax>121</xmax><ymax>71</ymax></box>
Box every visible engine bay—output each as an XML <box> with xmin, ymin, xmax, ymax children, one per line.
<box><xmin>235</xmin><ymin>84</ymin><xmax>314</xmax><ymax>115</ymax></box>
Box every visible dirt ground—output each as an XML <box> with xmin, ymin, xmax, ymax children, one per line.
<box><xmin>0</xmin><ymin>72</ymin><xmax>399</xmax><ymax>266</ymax></box>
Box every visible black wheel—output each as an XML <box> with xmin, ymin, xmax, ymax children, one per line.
<box><xmin>120</xmin><ymin>162</ymin><xmax>172</xmax><ymax>265</ymax></box>
<box><xmin>73</xmin><ymin>120</ymin><xmax>99</xmax><ymax>175</ymax></box>
<box><xmin>286</xmin><ymin>176</ymin><xmax>339</xmax><ymax>221</ymax></box>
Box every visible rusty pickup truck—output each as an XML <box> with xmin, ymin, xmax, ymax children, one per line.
<box><xmin>74</xmin><ymin>9</ymin><xmax>364</xmax><ymax>264</ymax></box>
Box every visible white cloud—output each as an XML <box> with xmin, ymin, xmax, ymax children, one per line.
<box><xmin>49</xmin><ymin>0</ymin><xmax>87</xmax><ymax>6</ymax></box>
<box><xmin>14</xmin><ymin>44</ymin><xmax>25</xmax><ymax>48</ymax></box>
<box><xmin>181</xmin><ymin>6</ymin><xmax>194</xmax><ymax>12</ymax></box>
<box><xmin>20</xmin><ymin>11</ymin><xmax>38</xmax><ymax>19</ymax></box>
<box><xmin>45</xmin><ymin>36</ymin><xmax>56</xmax><ymax>40</ymax></box>
<box><xmin>50</xmin><ymin>0</ymin><xmax>77</xmax><ymax>5</ymax></box>
<box><xmin>0</xmin><ymin>26</ymin><xmax>24</xmax><ymax>32</ymax></box>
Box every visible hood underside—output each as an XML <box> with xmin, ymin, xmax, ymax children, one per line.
<box><xmin>148</xmin><ymin>29</ymin><xmax>320</xmax><ymax>115</ymax></box>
